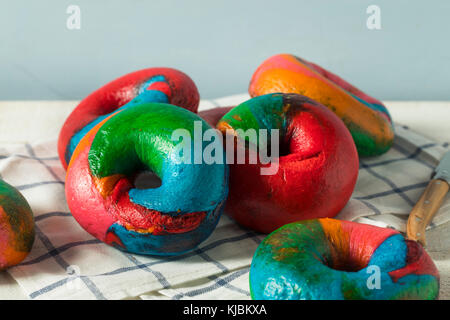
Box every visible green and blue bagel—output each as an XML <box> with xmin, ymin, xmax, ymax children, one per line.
<box><xmin>250</xmin><ymin>218</ymin><xmax>439</xmax><ymax>300</ymax></box>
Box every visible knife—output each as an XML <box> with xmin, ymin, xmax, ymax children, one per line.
<box><xmin>406</xmin><ymin>150</ymin><xmax>450</xmax><ymax>246</ymax></box>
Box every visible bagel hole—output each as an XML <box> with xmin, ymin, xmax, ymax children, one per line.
<box><xmin>258</xmin><ymin>135</ymin><xmax>291</xmax><ymax>157</ymax></box>
<box><xmin>326</xmin><ymin>260</ymin><xmax>365</xmax><ymax>273</ymax></box>
<box><xmin>133</xmin><ymin>170</ymin><xmax>162</xmax><ymax>189</ymax></box>
<box><xmin>322</xmin><ymin>253</ymin><xmax>365</xmax><ymax>273</ymax></box>
<box><xmin>278</xmin><ymin>140</ymin><xmax>291</xmax><ymax>157</ymax></box>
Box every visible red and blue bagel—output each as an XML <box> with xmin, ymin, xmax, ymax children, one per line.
<box><xmin>217</xmin><ymin>93</ymin><xmax>359</xmax><ymax>234</ymax></box>
<box><xmin>58</xmin><ymin>68</ymin><xmax>199</xmax><ymax>169</ymax></box>
<box><xmin>249</xmin><ymin>54</ymin><xmax>394</xmax><ymax>156</ymax></box>
<box><xmin>66</xmin><ymin>103</ymin><xmax>228</xmax><ymax>255</ymax></box>
<box><xmin>250</xmin><ymin>218</ymin><xmax>439</xmax><ymax>300</ymax></box>
<box><xmin>0</xmin><ymin>179</ymin><xmax>35</xmax><ymax>270</ymax></box>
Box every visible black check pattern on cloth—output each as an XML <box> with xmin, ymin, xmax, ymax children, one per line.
<box><xmin>1</xmin><ymin>123</ymin><xmax>449</xmax><ymax>300</ymax></box>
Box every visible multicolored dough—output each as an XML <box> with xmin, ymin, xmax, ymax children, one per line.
<box><xmin>58</xmin><ymin>68</ymin><xmax>199</xmax><ymax>169</ymax></box>
<box><xmin>217</xmin><ymin>93</ymin><xmax>359</xmax><ymax>233</ymax></box>
<box><xmin>66</xmin><ymin>103</ymin><xmax>228</xmax><ymax>255</ymax></box>
<box><xmin>249</xmin><ymin>54</ymin><xmax>394</xmax><ymax>156</ymax></box>
<box><xmin>198</xmin><ymin>106</ymin><xmax>234</xmax><ymax>127</ymax></box>
<box><xmin>0</xmin><ymin>179</ymin><xmax>35</xmax><ymax>270</ymax></box>
<box><xmin>250</xmin><ymin>218</ymin><xmax>440</xmax><ymax>300</ymax></box>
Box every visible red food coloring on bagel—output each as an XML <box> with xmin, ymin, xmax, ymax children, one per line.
<box><xmin>107</xmin><ymin>178</ymin><xmax>206</xmax><ymax>235</ymax></box>
<box><xmin>388</xmin><ymin>240</ymin><xmax>440</xmax><ymax>283</ymax></box>
<box><xmin>147</xmin><ymin>81</ymin><xmax>172</xmax><ymax>98</ymax></box>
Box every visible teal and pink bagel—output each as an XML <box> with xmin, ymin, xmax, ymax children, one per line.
<box><xmin>66</xmin><ymin>103</ymin><xmax>228</xmax><ymax>255</ymax></box>
<box><xmin>250</xmin><ymin>218</ymin><xmax>439</xmax><ymax>300</ymax></box>
<box><xmin>0</xmin><ymin>179</ymin><xmax>35</xmax><ymax>270</ymax></box>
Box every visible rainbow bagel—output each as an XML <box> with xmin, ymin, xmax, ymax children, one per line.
<box><xmin>0</xmin><ymin>179</ymin><xmax>35</xmax><ymax>270</ymax></box>
<box><xmin>217</xmin><ymin>93</ymin><xmax>359</xmax><ymax>234</ymax></box>
<box><xmin>249</xmin><ymin>54</ymin><xmax>394</xmax><ymax>156</ymax></box>
<box><xmin>250</xmin><ymin>218</ymin><xmax>439</xmax><ymax>300</ymax></box>
<box><xmin>66</xmin><ymin>103</ymin><xmax>228</xmax><ymax>255</ymax></box>
<box><xmin>58</xmin><ymin>68</ymin><xmax>199</xmax><ymax>169</ymax></box>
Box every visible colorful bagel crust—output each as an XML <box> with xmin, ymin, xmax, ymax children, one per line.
<box><xmin>217</xmin><ymin>93</ymin><xmax>359</xmax><ymax>233</ymax></box>
<box><xmin>198</xmin><ymin>107</ymin><xmax>234</xmax><ymax>128</ymax></box>
<box><xmin>58</xmin><ymin>68</ymin><xmax>199</xmax><ymax>169</ymax></box>
<box><xmin>66</xmin><ymin>103</ymin><xmax>228</xmax><ymax>255</ymax></box>
<box><xmin>250</xmin><ymin>219</ymin><xmax>439</xmax><ymax>300</ymax></box>
<box><xmin>249</xmin><ymin>54</ymin><xmax>394</xmax><ymax>156</ymax></box>
<box><xmin>0</xmin><ymin>179</ymin><xmax>35</xmax><ymax>270</ymax></box>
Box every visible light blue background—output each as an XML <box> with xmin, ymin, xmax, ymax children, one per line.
<box><xmin>0</xmin><ymin>0</ymin><xmax>448</xmax><ymax>100</ymax></box>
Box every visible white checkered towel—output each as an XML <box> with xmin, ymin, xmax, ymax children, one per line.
<box><xmin>1</xmin><ymin>94</ymin><xmax>450</xmax><ymax>299</ymax></box>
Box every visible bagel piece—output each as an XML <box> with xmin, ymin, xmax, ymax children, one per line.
<box><xmin>58</xmin><ymin>68</ymin><xmax>199</xmax><ymax>169</ymax></box>
<box><xmin>0</xmin><ymin>179</ymin><xmax>34</xmax><ymax>270</ymax></box>
<box><xmin>249</xmin><ymin>54</ymin><xmax>394</xmax><ymax>156</ymax></box>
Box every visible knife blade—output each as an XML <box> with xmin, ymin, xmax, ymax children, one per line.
<box><xmin>406</xmin><ymin>150</ymin><xmax>450</xmax><ymax>246</ymax></box>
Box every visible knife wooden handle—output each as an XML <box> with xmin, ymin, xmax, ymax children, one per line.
<box><xmin>406</xmin><ymin>179</ymin><xmax>449</xmax><ymax>246</ymax></box>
